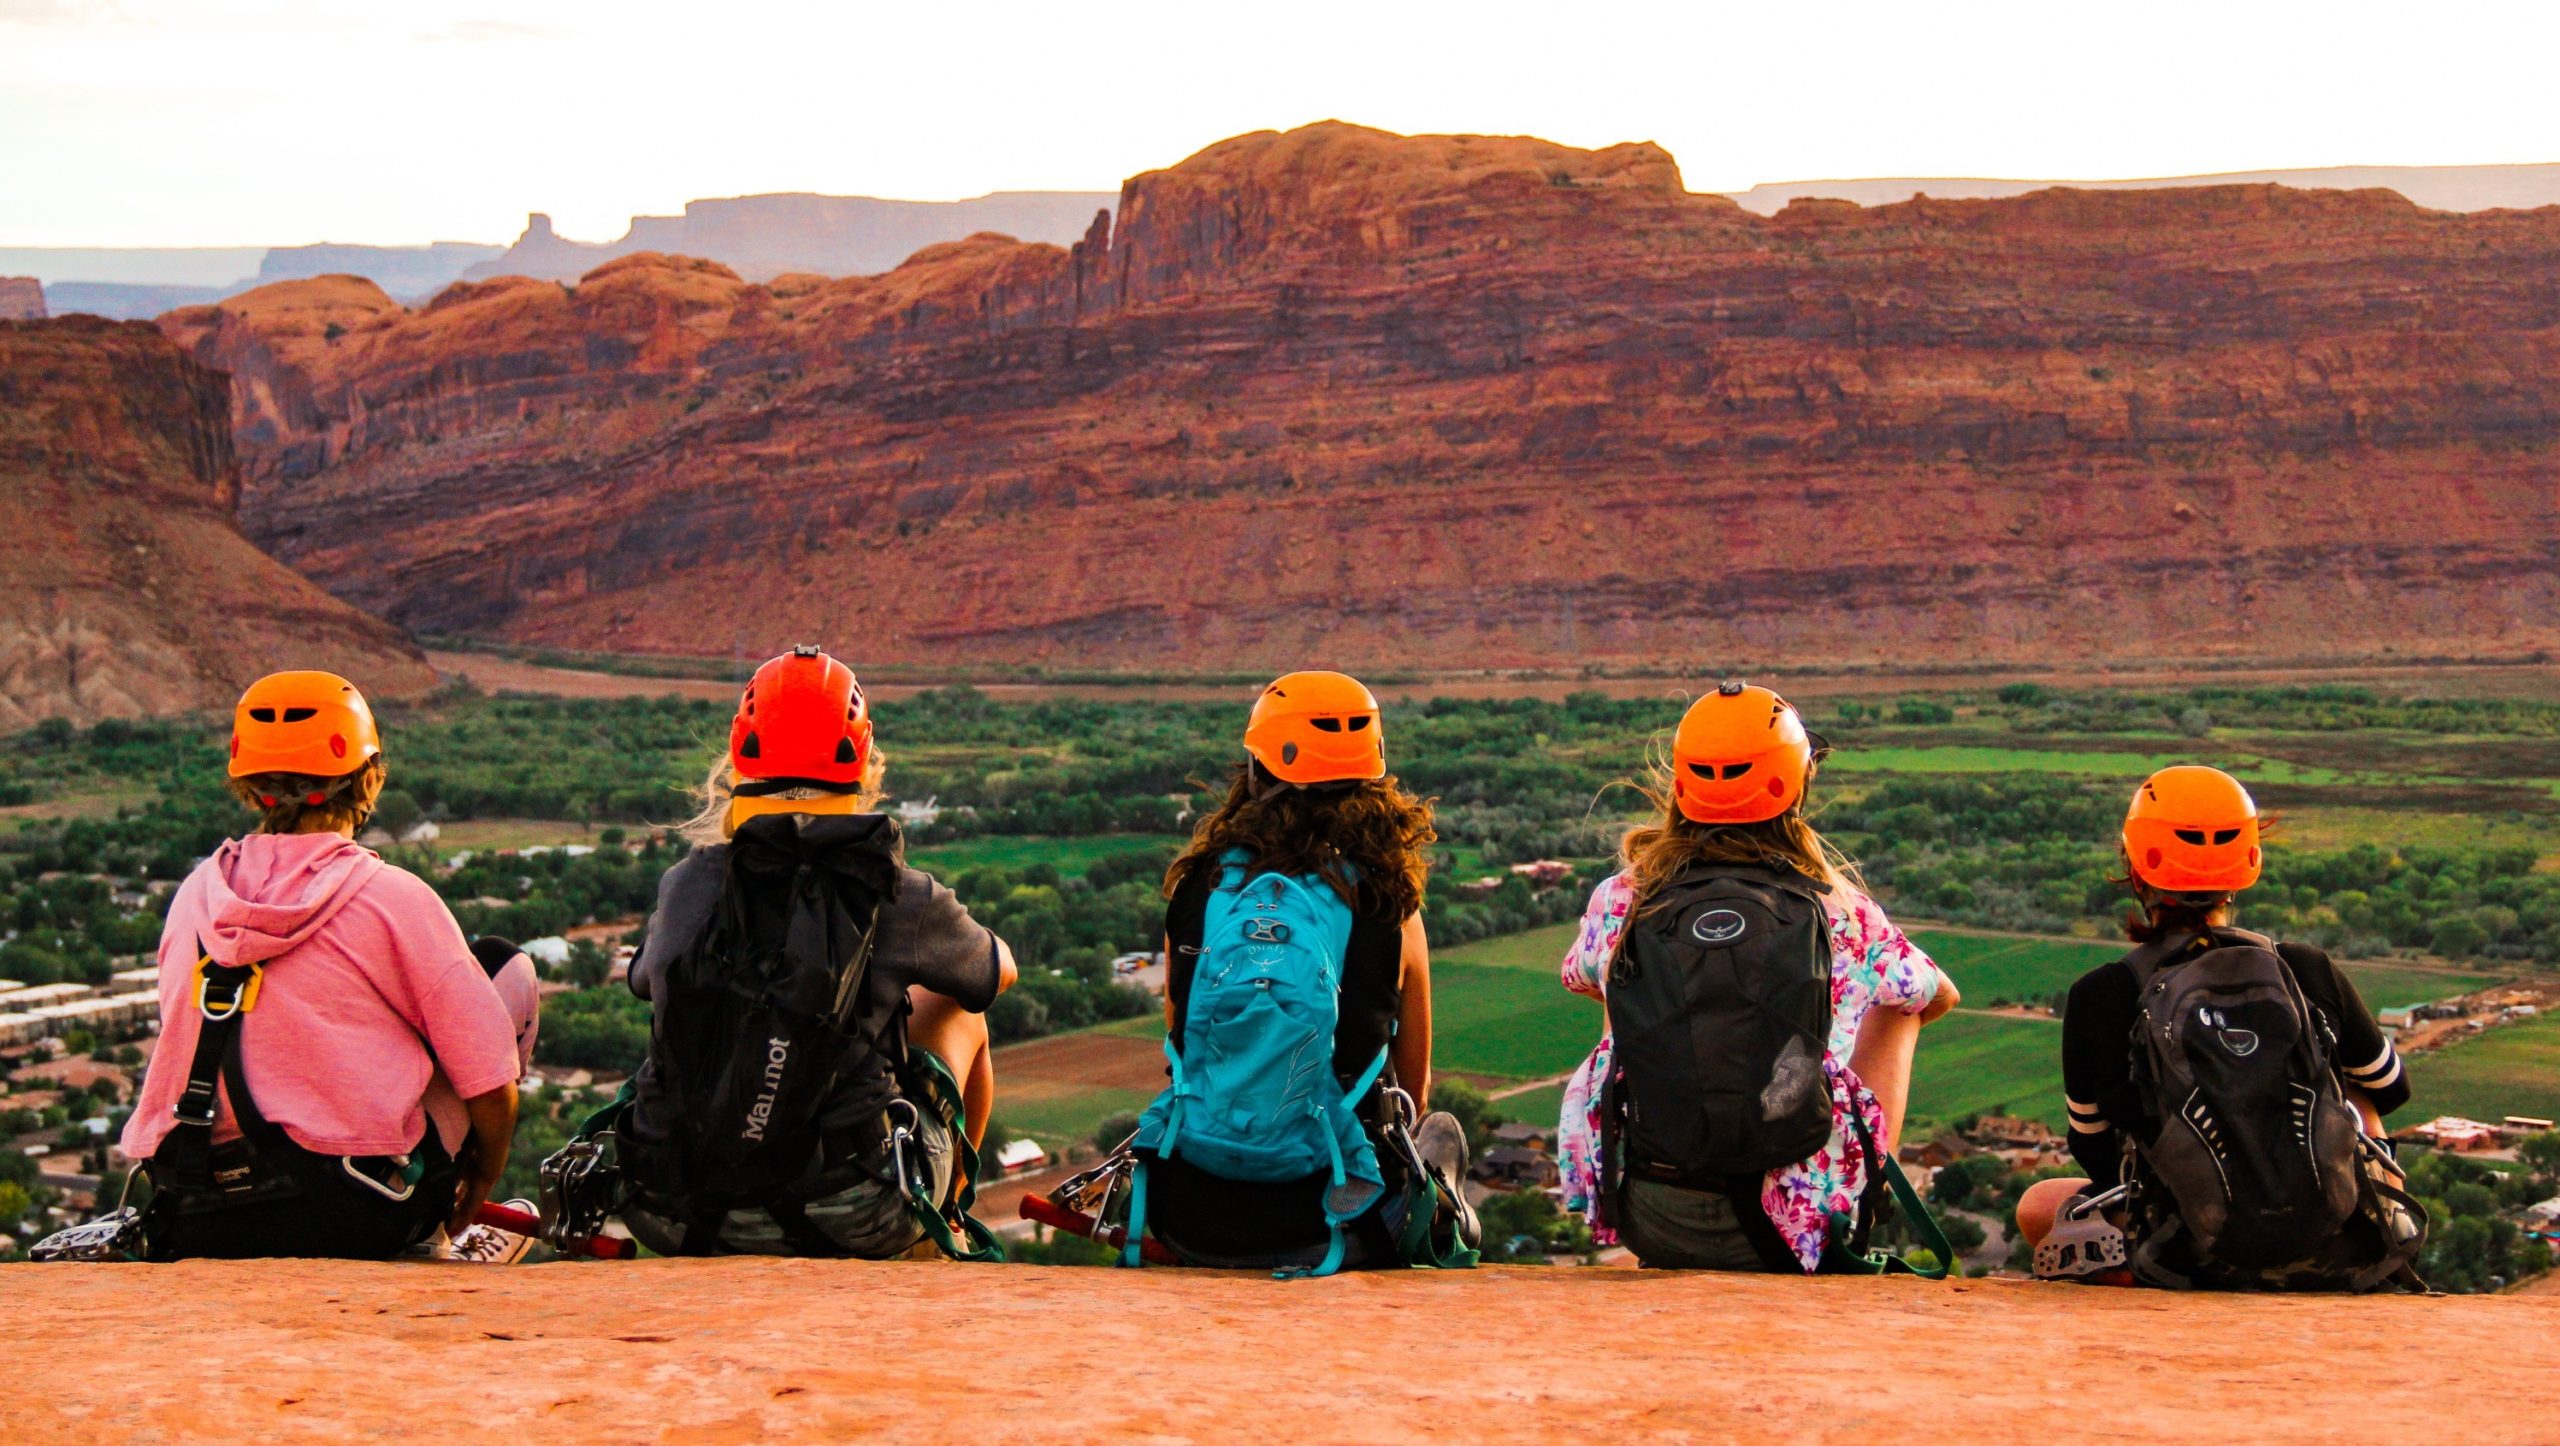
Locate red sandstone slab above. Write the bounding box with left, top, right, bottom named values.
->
left=5, top=1259, right=2555, bottom=1442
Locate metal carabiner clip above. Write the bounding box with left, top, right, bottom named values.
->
left=884, top=1097, right=922, bottom=1195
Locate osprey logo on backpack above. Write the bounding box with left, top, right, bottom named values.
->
left=1692, top=909, right=1749, bottom=945
left=2199, top=1005, right=2260, bottom=1057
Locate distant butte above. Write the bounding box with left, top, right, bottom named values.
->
left=160, top=122, right=2560, bottom=674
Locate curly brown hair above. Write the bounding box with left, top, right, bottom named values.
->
left=1165, top=764, right=1437, bottom=920
left=1618, top=756, right=1857, bottom=915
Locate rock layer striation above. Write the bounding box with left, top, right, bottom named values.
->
left=0, top=317, right=432, bottom=725
left=164, top=123, right=2560, bottom=673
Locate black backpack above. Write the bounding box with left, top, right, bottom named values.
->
left=2121, top=928, right=2424, bottom=1290
left=1604, top=864, right=1835, bottom=1184
left=627, top=813, right=898, bottom=1211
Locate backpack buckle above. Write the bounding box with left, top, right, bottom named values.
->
left=172, top=1077, right=221, bottom=1128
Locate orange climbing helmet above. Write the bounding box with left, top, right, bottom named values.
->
left=1671, top=682, right=1820, bottom=825
left=1243, top=671, right=1386, bottom=786
left=2122, top=765, right=2262, bottom=895
left=727, top=645, right=872, bottom=806
left=229, top=671, right=380, bottom=781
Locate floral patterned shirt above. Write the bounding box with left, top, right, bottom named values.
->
left=1555, top=871, right=1941, bottom=1272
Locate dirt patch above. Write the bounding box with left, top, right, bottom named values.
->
left=2252, top=782, right=2560, bottom=817
left=992, top=1029, right=1166, bottom=1096
left=6, top=1258, right=2555, bottom=1441
left=431, top=649, right=2560, bottom=708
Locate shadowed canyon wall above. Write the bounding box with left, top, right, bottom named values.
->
left=0, top=317, right=431, bottom=724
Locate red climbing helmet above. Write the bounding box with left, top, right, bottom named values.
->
left=728, top=645, right=871, bottom=794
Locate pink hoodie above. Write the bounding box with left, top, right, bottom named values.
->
left=122, top=833, right=520, bottom=1161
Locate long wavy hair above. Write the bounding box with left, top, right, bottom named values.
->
left=1165, top=763, right=1436, bottom=921
left=1618, top=755, right=1858, bottom=915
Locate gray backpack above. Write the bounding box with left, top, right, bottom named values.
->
left=2123, top=929, right=2424, bottom=1291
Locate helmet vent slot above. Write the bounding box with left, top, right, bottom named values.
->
left=739, top=732, right=761, bottom=759
left=1721, top=762, right=1754, bottom=780
left=247, top=708, right=277, bottom=723
left=836, top=738, right=858, bottom=764
left=1310, top=717, right=1344, bottom=733
left=2175, top=828, right=2208, bottom=845
left=1348, top=715, right=1372, bottom=732
left=2211, top=828, right=2241, bottom=844
left=281, top=707, right=318, bottom=723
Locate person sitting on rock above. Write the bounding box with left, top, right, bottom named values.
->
left=1554, top=683, right=1959, bottom=1272
left=612, top=646, right=1015, bottom=1259
left=1118, top=671, right=1479, bottom=1274
left=2015, top=766, right=2425, bottom=1291
left=119, top=671, right=530, bottom=1261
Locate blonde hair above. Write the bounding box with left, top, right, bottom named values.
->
left=229, top=755, right=389, bottom=837
left=1618, top=750, right=1859, bottom=915
left=677, top=747, right=888, bottom=846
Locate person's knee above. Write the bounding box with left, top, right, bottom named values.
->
left=2015, top=1176, right=2090, bottom=1246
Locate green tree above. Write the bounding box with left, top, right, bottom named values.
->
left=372, top=789, right=423, bottom=839
left=2519, top=1131, right=2560, bottom=1196
left=1092, top=1111, right=1140, bottom=1155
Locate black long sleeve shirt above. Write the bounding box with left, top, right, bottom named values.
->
left=2060, top=934, right=2409, bottom=1185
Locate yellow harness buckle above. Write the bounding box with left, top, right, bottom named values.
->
left=192, top=954, right=264, bottom=1019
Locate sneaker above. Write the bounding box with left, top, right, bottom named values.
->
left=1412, top=1111, right=1482, bottom=1252
left=441, top=1198, right=539, bottom=1265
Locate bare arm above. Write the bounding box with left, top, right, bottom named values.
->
left=1917, top=966, right=1960, bottom=1023
left=447, top=1081, right=518, bottom=1234
left=1395, top=913, right=1433, bottom=1109
left=994, top=936, right=1018, bottom=995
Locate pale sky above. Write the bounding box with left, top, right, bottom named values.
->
left=4, top=0, right=2556, bottom=247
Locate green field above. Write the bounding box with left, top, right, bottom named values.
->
left=993, top=1087, right=1158, bottom=1144
left=1823, top=745, right=2192, bottom=778
left=1431, top=962, right=1604, bottom=1081
left=1905, top=1012, right=2069, bottom=1131
left=1905, top=929, right=2116, bottom=1006
left=2404, top=1014, right=2560, bottom=1124
left=908, top=833, right=1182, bottom=876
left=1495, top=1081, right=1569, bottom=1132
left=1437, top=921, right=1579, bottom=974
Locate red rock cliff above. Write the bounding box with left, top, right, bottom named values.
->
left=0, top=317, right=433, bottom=725
left=165, top=122, right=2560, bottom=672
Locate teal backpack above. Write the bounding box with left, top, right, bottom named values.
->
left=1124, top=851, right=1389, bottom=1276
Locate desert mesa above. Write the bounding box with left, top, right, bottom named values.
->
left=148, top=120, right=2560, bottom=673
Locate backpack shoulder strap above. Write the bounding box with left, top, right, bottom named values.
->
left=2119, top=930, right=2205, bottom=989
left=1215, top=847, right=1253, bottom=893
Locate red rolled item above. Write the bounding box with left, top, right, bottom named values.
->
left=473, top=1201, right=638, bottom=1260
left=1019, top=1192, right=1179, bottom=1265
